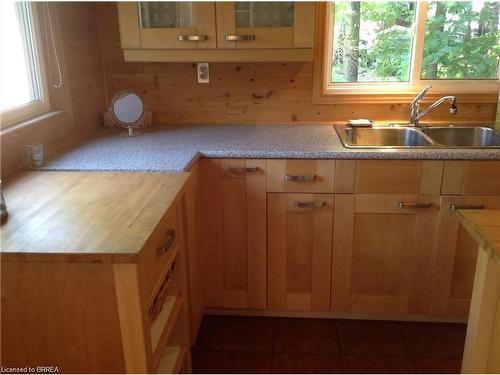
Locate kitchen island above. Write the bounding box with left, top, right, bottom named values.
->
left=457, top=210, right=500, bottom=373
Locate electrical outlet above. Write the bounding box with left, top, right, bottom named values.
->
left=197, top=63, right=209, bottom=84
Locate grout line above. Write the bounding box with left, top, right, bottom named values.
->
left=334, top=319, right=345, bottom=373
left=397, top=321, right=417, bottom=373
left=270, top=317, right=277, bottom=373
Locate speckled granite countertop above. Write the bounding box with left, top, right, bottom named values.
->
left=42, top=124, right=500, bottom=173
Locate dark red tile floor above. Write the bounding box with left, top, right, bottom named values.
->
left=192, top=316, right=466, bottom=374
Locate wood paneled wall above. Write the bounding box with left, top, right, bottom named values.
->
left=96, top=3, right=497, bottom=126
left=1, top=3, right=105, bottom=177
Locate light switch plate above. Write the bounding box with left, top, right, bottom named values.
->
left=197, top=63, right=209, bottom=84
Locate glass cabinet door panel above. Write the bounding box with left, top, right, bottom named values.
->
left=138, top=2, right=196, bottom=29
left=234, top=2, right=294, bottom=28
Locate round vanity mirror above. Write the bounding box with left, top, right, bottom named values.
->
left=110, top=92, right=145, bottom=136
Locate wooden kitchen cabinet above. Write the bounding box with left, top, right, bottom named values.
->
left=442, top=161, right=500, bottom=195
left=198, top=159, right=267, bottom=309
left=267, top=159, right=335, bottom=193
left=181, top=162, right=204, bottom=343
left=268, top=193, right=334, bottom=311
left=117, top=2, right=315, bottom=62
left=332, top=194, right=440, bottom=315
left=1, top=172, right=192, bottom=373
left=118, top=2, right=216, bottom=49
left=429, top=195, right=500, bottom=319
left=336, top=160, right=444, bottom=195
left=216, top=2, right=314, bottom=49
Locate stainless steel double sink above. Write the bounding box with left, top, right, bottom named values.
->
left=335, top=124, right=500, bottom=149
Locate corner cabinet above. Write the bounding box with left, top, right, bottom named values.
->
left=117, top=1, right=315, bottom=62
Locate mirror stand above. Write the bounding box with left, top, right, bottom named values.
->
left=121, top=127, right=142, bottom=137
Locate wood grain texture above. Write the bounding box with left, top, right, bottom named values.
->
left=1, top=171, right=189, bottom=262
left=332, top=194, right=440, bottom=315
left=95, top=3, right=497, bottom=126
left=461, top=247, right=500, bottom=373
left=442, top=161, right=500, bottom=195
left=267, top=193, right=333, bottom=311
left=1, top=261, right=125, bottom=373
left=267, top=159, right=335, bottom=193
left=429, top=197, right=500, bottom=319
left=198, top=159, right=267, bottom=309
left=1, top=3, right=106, bottom=178
left=457, top=210, right=500, bottom=265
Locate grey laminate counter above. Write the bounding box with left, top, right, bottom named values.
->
left=42, top=124, right=500, bottom=172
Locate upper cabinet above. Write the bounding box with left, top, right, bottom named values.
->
left=216, top=2, right=314, bottom=49
left=119, top=2, right=216, bottom=49
left=117, top=2, right=315, bottom=62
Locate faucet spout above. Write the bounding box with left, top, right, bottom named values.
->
left=409, top=85, right=457, bottom=126
left=416, top=96, right=457, bottom=122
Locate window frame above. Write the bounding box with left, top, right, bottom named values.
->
left=1, top=2, right=50, bottom=130
left=313, top=2, right=500, bottom=104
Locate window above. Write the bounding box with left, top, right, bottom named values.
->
left=0, top=1, right=48, bottom=128
left=323, top=1, right=500, bottom=94
left=421, top=1, right=500, bottom=80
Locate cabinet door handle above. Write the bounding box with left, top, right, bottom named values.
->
left=397, top=201, right=432, bottom=209
left=225, top=166, right=259, bottom=174
left=449, top=203, right=485, bottom=211
left=225, top=34, right=256, bottom=41
left=294, top=201, right=326, bottom=209
left=177, top=35, right=208, bottom=41
left=284, top=174, right=315, bottom=182
left=157, top=229, right=176, bottom=256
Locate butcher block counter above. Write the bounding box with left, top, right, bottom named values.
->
left=456, top=210, right=500, bottom=374
left=1, top=171, right=189, bottom=263
left=1, top=171, right=193, bottom=373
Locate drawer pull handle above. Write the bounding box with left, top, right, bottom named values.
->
left=177, top=35, right=208, bottom=41
left=449, top=203, right=485, bottom=211
left=225, top=166, right=259, bottom=174
left=397, top=201, right=432, bottom=209
left=284, top=174, right=315, bottom=182
left=157, top=229, right=176, bottom=256
left=225, top=34, right=255, bottom=41
left=294, top=201, right=326, bottom=209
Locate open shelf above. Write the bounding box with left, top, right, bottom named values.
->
left=150, top=294, right=183, bottom=351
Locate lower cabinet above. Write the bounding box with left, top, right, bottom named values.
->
left=198, top=159, right=267, bottom=309
left=429, top=195, right=500, bottom=319
left=267, top=193, right=334, bottom=311
left=332, top=194, right=440, bottom=315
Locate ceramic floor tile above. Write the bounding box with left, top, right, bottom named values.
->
left=274, top=318, right=340, bottom=354
left=343, top=355, right=415, bottom=374
left=272, top=353, right=343, bottom=374
left=208, top=316, right=275, bottom=352
left=400, top=322, right=467, bottom=358
left=202, top=351, right=272, bottom=374
left=337, top=320, right=408, bottom=357
left=412, top=357, right=462, bottom=374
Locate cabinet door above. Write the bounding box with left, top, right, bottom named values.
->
left=216, top=2, right=314, bottom=49
left=198, top=159, right=266, bottom=309
left=268, top=193, right=334, bottom=311
left=429, top=195, right=500, bottom=318
left=118, top=2, right=216, bottom=49
left=332, top=194, right=439, bottom=315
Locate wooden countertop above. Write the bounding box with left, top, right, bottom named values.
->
left=457, top=209, right=500, bottom=265
left=1, top=171, right=189, bottom=263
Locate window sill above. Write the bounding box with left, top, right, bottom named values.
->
left=0, top=110, right=71, bottom=136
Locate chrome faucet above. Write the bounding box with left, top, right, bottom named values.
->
left=409, top=85, right=457, bottom=126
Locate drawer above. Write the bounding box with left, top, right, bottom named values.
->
left=442, top=161, right=500, bottom=195
left=267, top=160, right=335, bottom=193
left=348, top=160, right=443, bottom=194
left=138, top=204, right=180, bottom=303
